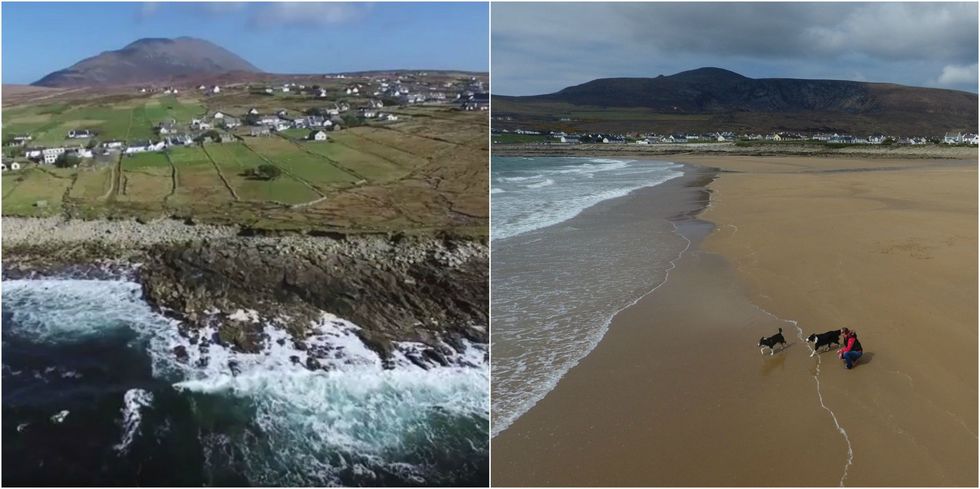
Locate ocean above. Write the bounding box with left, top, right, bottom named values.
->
left=491, top=156, right=688, bottom=436
left=2, top=278, right=488, bottom=486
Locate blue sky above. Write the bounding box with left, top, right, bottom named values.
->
left=3, top=2, right=489, bottom=84
left=493, top=3, right=979, bottom=95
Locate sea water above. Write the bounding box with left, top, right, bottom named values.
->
left=1, top=279, right=488, bottom=486
left=491, top=156, right=687, bottom=436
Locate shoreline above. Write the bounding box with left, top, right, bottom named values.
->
left=491, top=152, right=977, bottom=486
left=490, top=160, right=715, bottom=436
left=2, top=216, right=489, bottom=364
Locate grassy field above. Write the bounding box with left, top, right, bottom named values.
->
left=2, top=87, right=488, bottom=235
left=1, top=167, right=75, bottom=216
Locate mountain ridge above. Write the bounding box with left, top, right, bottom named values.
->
left=493, top=67, right=978, bottom=135
left=32, top=37, right=262, bottom=87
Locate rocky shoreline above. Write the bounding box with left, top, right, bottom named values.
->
left=2, top=217, right=488, bottom=368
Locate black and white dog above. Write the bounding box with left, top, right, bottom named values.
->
left=805, top=330, right=842, bottom=357
left=758, top=327, right=786, bottom=355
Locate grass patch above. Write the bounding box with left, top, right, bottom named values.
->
left=1, top=168, right=74, bottom=216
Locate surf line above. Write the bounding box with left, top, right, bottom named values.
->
left=754, top=305, right=854, bottom=487
left=492, top=215, right=695, bottom=438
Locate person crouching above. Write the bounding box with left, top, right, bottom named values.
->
left=836, top=327, right=863, bottom=369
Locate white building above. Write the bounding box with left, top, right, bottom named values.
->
left=310, top=130, right=328, bottom=141
left=42, top=147, right=66, bottom=164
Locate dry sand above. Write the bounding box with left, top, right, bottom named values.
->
left=491, top=155, right=977, bottom=486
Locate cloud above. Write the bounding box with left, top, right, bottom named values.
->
left=136, top=2, right=160, bottom=21
left=936, top=63, right=979, bottom=86
left=249, top=3, right=372, bottom=28
left=492, top=3, right=979, bottom=95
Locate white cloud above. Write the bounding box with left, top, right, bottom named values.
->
left=936, top=63, right=978, bottom=86
left=250, top=3, right=371, bottom=28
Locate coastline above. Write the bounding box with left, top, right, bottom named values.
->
left=491, top=152, right=976, bottom=486
left=491, top=161, right=714, bottom=436
left=2, top=217, right=489, bottom=362
left=2, top=218, right=491, bottom=485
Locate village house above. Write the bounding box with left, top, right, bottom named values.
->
left=221, top=116, right=241, bottom=129
left=157, top=121, right=177, bottom=135
left=42, top=147, right=66, bottom=164
left=309, top=130, right=328, bottom=141
left=265, top=88, right=274, bottom=94
left=125, top=140, right=166, bottom=154
left=248, top=107, right=260, bottom=115
left=316, top=88, right=328, bottom=98
left=164, top=134, right=194, bottom=146
left=73, top=148, right=94, bottom=159
left=10, top=135, right=32, bottom=146
left=274, top=121, right=291, bottom=132
left=359, top=108, right=378, bottom=118
left=250, top=126, right=271, bottom=137
left=211, top=86, right=221, bottom=94
left=102, top=140, right=124, bottom=150
left=214, top=111, right=226, bottom=119
left=67, top=129, right=93, bottom=139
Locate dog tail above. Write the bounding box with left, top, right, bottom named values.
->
left=777, top=327, right=782, bottom=334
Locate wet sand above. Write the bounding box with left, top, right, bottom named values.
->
left=491, top=156, right=977, bottom=486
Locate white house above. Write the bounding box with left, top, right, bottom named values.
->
left=248, top=107, right=259, bottom=115
left=265, top=88, right=274, bottom=94
left=74, top=148, right=94, bottom=159
left=211, top=86, right=221, bottom=94
left=103, top=141, right=124, bottom=150
left=42, top=147, right=66, bottom=164
left=359, top=109, right=377, bottom=118
left=943, top=132, right=962, bottom=144
left=317, top=89, right=328, bottom=98
left=282, top=86, right=290, bottom=93
left=309, top=130, right=328, bottom=141
left=214, top=112, right=226, bottom=119
left=385, top=114, right=398, bottom=121
left=274, top=121, right=291, bottom=132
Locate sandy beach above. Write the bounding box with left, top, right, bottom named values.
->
left=491, top=155, right=977, bottom=486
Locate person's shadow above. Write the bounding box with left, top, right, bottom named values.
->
left=855, top=351, right=874, bottom=367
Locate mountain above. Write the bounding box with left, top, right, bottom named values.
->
left=32, top=37, right=262, bottom=87
left=493, top=67, right=978, bottom=135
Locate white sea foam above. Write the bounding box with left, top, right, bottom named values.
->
left=525, top=178, right=554, bottom=189
left=3, top=279, right=488, bottom=485
left=114, top=388, right=154, bottom=454
left=491, top=157, right=683, bottom=241
left=50, top=410, right=69, bottom=423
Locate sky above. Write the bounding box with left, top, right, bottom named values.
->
left=492, top=2, right=979, bottom=95
left=2, top=2, right=489, bottom=84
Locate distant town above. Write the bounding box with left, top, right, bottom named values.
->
left=492, top=125, right=980, bottom=147
left=2, top=72, right=488, bottom=172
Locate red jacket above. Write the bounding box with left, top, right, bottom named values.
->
left=838, top=334, right=862, bottom=355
